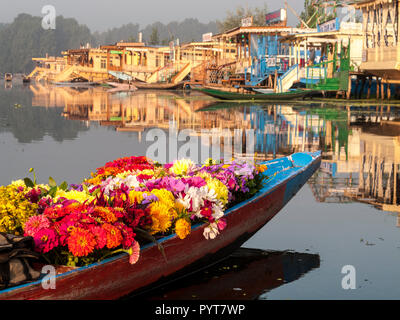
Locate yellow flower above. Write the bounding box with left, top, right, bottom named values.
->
left=257, top=164, right=268, bottom=173
left=207, top=178, right=229, bottom=206
left=54, top=190, right=95, bottom=203
left=148, top=201, right=174, bottom=234
left=204, top=158, right=217, bottom=166
left=170, top=159, right=195, bottom=176
left=175, top=218, right=191, bottom=240
left=0, top=185, right=38, bottom=235
left=129, top=191, right=145, bottom=204
left=151, top=189, right=175, bottom=208
left=11, top=180, right=25, bottom=188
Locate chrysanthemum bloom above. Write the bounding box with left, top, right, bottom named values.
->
left=175, top=218, right=191, bottom=240
left=206, top=178, right=229, bottom=206
left=67, top=227, right=96, bottom=257
left=102, top=223, right=123, bottom=249
left=150, top=189, right=175, bottom=210
left=148, top=201, right=174, bottom=234
left=24, top=215, right=51, bottom=237
left=33, top=228, right=59, bottom=253
left=170, top=159, right=195, bottom=176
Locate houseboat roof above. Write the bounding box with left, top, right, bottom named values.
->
left=213, top=26, right=316, bottom=40
left=281, top=28, right=363, bottom=43
left=351, top=0, right=392, bottom=8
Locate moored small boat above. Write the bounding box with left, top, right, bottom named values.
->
left=195, top=87, right=319, bottom=101
left=0, top=151, right=321, bottom=300
left=4, top=73, right=12, bottom=82
left=133, top=81, right=185, bottom=90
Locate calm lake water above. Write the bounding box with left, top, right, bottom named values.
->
left=1, top=81, right=399, bottom=300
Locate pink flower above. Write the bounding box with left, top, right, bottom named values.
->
left=129, top=240, right=140, bottom=265
left=24, top=215, right=51, bottom=237
left=33, top=228, right=59, bottom=253
left=89, top=225, right=107, bottom=250
left=217, top=218, right=227, bottom=231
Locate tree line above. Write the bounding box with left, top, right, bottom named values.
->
left=0, top=3, right=273, bottom=74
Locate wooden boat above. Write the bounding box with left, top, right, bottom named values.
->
left=0, top=151, right=321, bottom=300
left=105, top=82, right=138, bottom=93
left=133, top=81, right=185, bottom=90
left=195, top=87, right=319, bottom=101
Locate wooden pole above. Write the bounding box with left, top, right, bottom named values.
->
left=346, top=74, right=352, bottom=100
left=367, top=77, right=372, bottom=99
left=381, top=79, right=385, bottom=100
left=388, top=82, right=392, bottom=100
left=376, top=78, right=380, bottom=100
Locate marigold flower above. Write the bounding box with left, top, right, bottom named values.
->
left=175, top=218, right=191, bottom=240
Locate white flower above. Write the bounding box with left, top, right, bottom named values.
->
left=203, top=222, right=220, bottom=240
left=124, top=175, right=140, bottom=189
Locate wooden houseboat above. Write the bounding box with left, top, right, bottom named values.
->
left=352, top=0, right=400, bottom=99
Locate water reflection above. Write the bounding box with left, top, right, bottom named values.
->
left=129, top=248, right=320, bottom=300
left=1, top=83, right=400, bottom=299
left=13, top=83, right=400, bottom=215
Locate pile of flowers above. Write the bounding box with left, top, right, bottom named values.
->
left=0, top=156, right=267, bottom=267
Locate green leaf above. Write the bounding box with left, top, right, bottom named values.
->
left=59, top=181, right=68, bottom=191
left=48, top=186, right=58, bottom=198
left=48, top=177, right=57, bottom=188
left=23, top=177, right=35, bottom=188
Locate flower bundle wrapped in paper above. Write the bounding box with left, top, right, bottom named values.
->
left=0, top=156, right=267, bottom=267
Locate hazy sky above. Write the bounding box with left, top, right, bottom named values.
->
left=2, top=0, right=305, bottom=32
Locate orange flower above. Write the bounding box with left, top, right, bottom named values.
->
left=67, top=227, right=96, bottom=257
left=175, top=218, right=191, bottom=240
left=102, top=223, right=123, bottom=249
left=93, top=207, right=117, bottom=223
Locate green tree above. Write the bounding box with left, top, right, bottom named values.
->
left=149, top=26, right=160, bottom=45
left=0, top=14, right=94, bottom=74
left=299, top=0, right=339, bottom=28
left=217, top=3, right=269, bottom=32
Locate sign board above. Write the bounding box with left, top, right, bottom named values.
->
left=241, top=16, right=253, bottom=27
left=202, top=33, right=213, bottom=42
left=267, top=57, right=276, bottom=67
left=362, top=49, right=367, bottom=63
left=265, top=9, right=286, bottom=25
left=317, top=18, right=340, bottom=33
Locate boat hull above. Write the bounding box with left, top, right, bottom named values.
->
left=133, top=82, right=185, bottom=90
left=196, top=87, right=318, bottom=101
left=0, top=152, right=321, bottom=300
